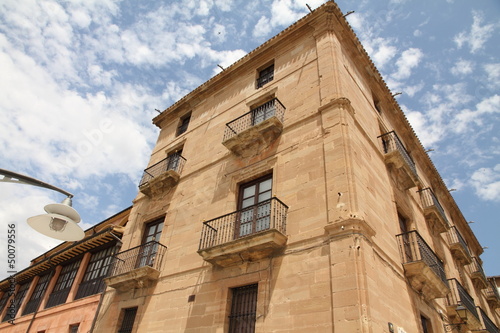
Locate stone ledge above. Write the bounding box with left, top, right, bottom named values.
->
left=403, top=261, right=449, bottom=301
left=198, top=229, right=287, bottom=267
left=139, top=170, right=180, bottom=197
left=325, top=215, right=375, bottom=239
left=104, top=266, right=160, bottom=292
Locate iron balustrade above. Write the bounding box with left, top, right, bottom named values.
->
left=447, top=226, right=470, bottom=256
left=396, top=230, right=448, bottom=285
left=139, top=153, right=186, bottom=187
left=418, top=188, right=449, bottom=224
left=378, top=131, right=417, bottom=175
left=223, top=98, right=286, bottom=142
left=478, top=306, right=500, bottom=333
left=109, top=241, right=167, bottom=277
left=447, top=278, right=479, bottom=320
left=199, top=197, right=288, bottom=250
left=485, top=279, right=500, bottom=300
left=468, top=257, right=487, bottom=278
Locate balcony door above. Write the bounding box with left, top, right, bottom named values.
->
left=167, top=149, right=182, bottom=172
left=136, top=219, right=163, bottom=268
left=251, top=100, right=276, bottom=126
left=399, top=214, right=413, bottom=262
left=236, top=175, right=272, bottom=238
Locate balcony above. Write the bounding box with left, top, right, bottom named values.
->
left=105, top=241, right=167, bottom=292
left=478, top=306, right=500, bottom=333
left=468, top=257, right=489, bottom=289
left=139, top=152, right=186, bottom=196
left=198, top=197, right=288, bottom=267
left=447, top=226, right=472, bottom=264
left=446, top=279, right=481, bottom=330
left=484, top=279, right=500, bottom=309
left=379, top=131, right=420, bottom=190
left=396, top=231, right=449, bottom=301
left=222, top=98, right=285, bottom=157
left=419, top=188, right=450, bottom=233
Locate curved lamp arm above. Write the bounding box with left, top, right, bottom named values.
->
left=0, top=168, right=73, bottom=198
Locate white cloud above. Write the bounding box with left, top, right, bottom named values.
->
left=253, top=16, right=272, bottom=38
left=392, top=48, right=423, bottom=80
left=450, top=59, right=474, bottom=76
left=484, top=63, right=500, bottom=88
left=454, top=11, right=496, bottom=54
left=470, top=165, right=500, bottom=202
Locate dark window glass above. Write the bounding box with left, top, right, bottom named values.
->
left=229, top=284, right=258, bottom=333
left=136, top=219, right=164, bottom=268
left=256, top=64, right=274, bottom=88
left=421, top=315, right=431, bottom=333
left=251, top=99, right=277, bottom=126
left=236, top=175, right=272, bottom=238
left=118, top=307, right=138, bottom=333
left=46, top=260, right=81, bottom=308
left=69, top=324, right=79, bottom=333
left=176, top=113, right=191, bottom=136
left=23, top=274, right=51, bottom=315
left=2, top=281, right=31, bottom=322
left=167, top=149, right=183, bottom=172
left=75, top=246, right=115, bottom=299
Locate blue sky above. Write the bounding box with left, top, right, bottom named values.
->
left=0, top=0, right=498, bottom=280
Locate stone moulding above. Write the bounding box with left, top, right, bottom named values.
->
left=324, top=215, right=376, bottom=239
left=139, top=170, right=180, bottom=197
left=104, top=266, right=160, bottom=292
left=403, top=261, right=449, bottom=301
left=197, top=228, right=287, bottom=267
left=222, top=116, right=283, bottom=158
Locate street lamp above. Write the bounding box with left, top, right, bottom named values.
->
left=444, top=304, right=468, bottom=332
left=0, top=168, right=84, bottom=241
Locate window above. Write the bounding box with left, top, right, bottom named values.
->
left=167, top=149, right=183, bottom=172
left=69, top=324, right=79, bottom=333
left=176, top=112, right=191, bottom=136
left=229, top=284, right=258, bottom=333
left=75, top=245, right=115, bottom=299
left=118, top=307, right=138, bottom=333
left=46, top=259, right=81, bottom=308
left=136, top=219, right=164, bottom=268
left=23, top=273, right=51, bottom=315
left=420, top=315, right=433, bottom=333
left=237, top=175, right=272, bottom=238
left=256, top=64, right=274, bottom=88
left=2, top=281, right=31, bottom=322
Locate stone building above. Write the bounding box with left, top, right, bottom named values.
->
left=91, top=2, right=500, bottom=332
left=0, top=207, right=130, bottom=333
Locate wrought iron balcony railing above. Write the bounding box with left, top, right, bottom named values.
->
left=419, top=188, right=450, bottom=232
left=108, top=241, right=167, bottom=277
left=478, top=306, right=500, bottom=333
left=447, top=226, right=471, bottom=263
left=223, top=98, right=285, bottom=142
left=379, top=131, right=417, bottom=174
left=139, top=152, right=186, bottom=187
left=468, top=257, right=488, bottom=289
left=396, top=230, right=447, bottom=285
left=485, top=279, right=500, bottom=303
left=199, top=197, right=288, bottom=250
left=447, top=278, right=479, bottom=321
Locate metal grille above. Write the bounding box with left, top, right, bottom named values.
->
left=46, top=260, right=81, bottom=308
left=378, top=131, right=417, bottom=175
left=485, top=279, right=500, bottom=300
left=418, top=188, right=449, bottom=225
left=229, top=284, right=258, bottom=333
left=108, top=241, right=167, bottom=277
left=478, top=306, right=499, bottom=333
left=118, top=307, right=138, bottom=333
left=256, top=64, right=274, bottom=88
left=138, top=152, right=186, bottom=187
left=176, top=113, right=191, bottom=136
left=223, top=98, right=285, bottom=142
left=2, top=281, right=31, bottom=322
left=447, top=279, right=479, bottom=320
left=199, top=197, right=288, bottom=250
left=75, top=246, right=115, bottom=300
left=396, top=231, right=447, bottom=285
left=468, top=257, right=486, bottom=278
left=447, top=226, right=470, bottom=256
left=23, top=273, right=51, bottom=315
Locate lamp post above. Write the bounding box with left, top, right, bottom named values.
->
left=444, top=304, right=468, bottom=332
left=0, top=168, right=84, bottom=241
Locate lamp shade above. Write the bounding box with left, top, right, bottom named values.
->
left=27, top=202, right=84, bottom=241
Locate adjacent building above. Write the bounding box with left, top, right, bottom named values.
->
left=0, top=207, right=130, bottom=332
